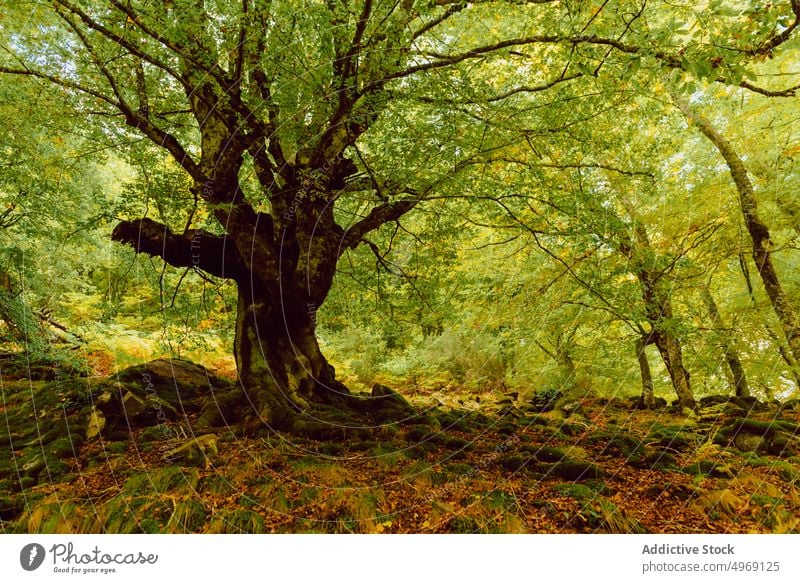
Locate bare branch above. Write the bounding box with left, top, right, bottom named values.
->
left=339, top=198, right=419, bottom=253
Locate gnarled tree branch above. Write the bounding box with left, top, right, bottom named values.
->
left=339, top=198, right=419, bottom=253
left=112, top=218, right=247, bottom=281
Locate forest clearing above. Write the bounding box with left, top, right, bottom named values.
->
left=0, top=0, right=799, bottom=534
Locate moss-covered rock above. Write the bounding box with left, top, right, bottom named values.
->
left=498, top=453, right=536, bottom=472
left=683, top=461, right=734, bottom=478
left=163, top=435, right=219, bottom=468
left=645, top=424, right=699, bottom=453
left=552, top=482, right=604, bottom=500
left=403, top=424, right=433, bottom=442
left=713, top=416, right=800, bottom=457
left=527, top=388, right=563, bottom=413
left=626, top=449, right=678, bottom=471
left=318, top=442, right=345, bottom=456
left=0, top=494, right=23, bottom=521
left=766, top=434, right=800, bottom=458
left=584, top=430, right=644, bottom=457
left=519, top=445, right=569, bottom=463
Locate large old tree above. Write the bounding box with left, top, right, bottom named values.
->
left=2, top=0, right=798, bottom=427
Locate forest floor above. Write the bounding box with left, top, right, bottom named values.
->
left=1, top=358, right=800, bottom=534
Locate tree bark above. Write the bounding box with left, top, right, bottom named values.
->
left=649, top=326, right=694, bottom=409
left=675, top=98, right=800, bottom=365
left=232, top=283, right=351, bottom=430
left=617, top=202, right=696, bottom=409
left=700, top=285, right=750, bottom=397
left=113, top=209, right=358, bottom=431
left=635, top=335, right=655, bottom=408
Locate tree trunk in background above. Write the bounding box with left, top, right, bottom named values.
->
left=737, top=251, right=800, bottom=388
left=0, top=269, right=53, bottom=357
left=535, top=329, right=580, bottom=395
left=635, top=336, right=655, bottom=408
left=555, top=330, right=578, bottom=393
left=701, top=285, right=750, bottom=397
left=650, top=327, right=694, bottom=409
left=617, top=202, right=696, bottom=409
left=676, top=98, right=800, bottom=366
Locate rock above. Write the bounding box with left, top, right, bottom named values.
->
left=713, top=417, right=799, bottom=452
left=122, top=391, right=147, bottom=418
left=584, top=430, right=644, bottom=458
left=767, top=434, right=800, bottom=458
left=47, top=436, right=79, bottom=459
left=559, top=400, right=584, bottom=417
left=496, top=421, right=520, bottom=436
left=558, top=420, right=589, bottom=437
left=498, top=453, right=536, bottom=472
left=699, top=395, right=732, bottom=407
left=403, top=424, right=431, bottom=442
left=626, top=449, right=677, bottom=471
left=683, top=461, right=734, bottom=478
left=733, top=433, right=764, bottom=453
left=197, top=388, right=241, bottom=429
left=626, top=396, right=642, bottom=409
left=730, top=396, right=767, bottom=412
left=96, top=391, right=113, bottom=406
left=163, top=434, right=219, bottom=468
left=0, top=494, right=23, bottom=521
left=697, top=401, right=745, bottom=421
left=634, top=396, right=668, bottom=409
left=116, top=358, right=223, bottom=397
left=371, top=383, right=412, bottom=411
left=528, top=388, right=563, bottom=413
left=86, top=408, right=106, bottom=440
left=520, top=414, right=552, bottom=427
left=87, top=359, right=230, bottom=436
left=17, top=476, right=36, bottom=490
left=646, top=425, right=697, bottom=453
left=22, top=455, right=45, bottom=478
left=545, top=460, right=605, bottom=481
left=519, top=445, right=568, bottom=463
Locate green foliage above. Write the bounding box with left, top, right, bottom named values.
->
left=0, top=0, right=797, bottom=410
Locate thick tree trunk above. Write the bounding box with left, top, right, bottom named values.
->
left=701, top=286, right=750, bottom=397
left=635, top=336, right=655, bottom=408
left=233, top=284, right=349, bottom=430
left=112, top=216, right=360, bottom=432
